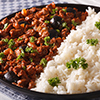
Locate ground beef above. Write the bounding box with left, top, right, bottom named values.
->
left=0, top=2, right=88, bottom=89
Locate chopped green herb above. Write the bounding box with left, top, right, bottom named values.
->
left=16, top=55, right=22, bottom=60
left=44, top=36, right=54, bottom=47
left=23, top=66, right=26, bottom=70
left=18, top=38, right=23, bottom=41
left=66, top=62, right=71, bottom=69
left=86, top=39, right=98, bottom=46
left=40, top=58, right=47, bottom=67
left=1, top=38, right=9, bottom=43
left=2, top=38, right=15, bottom=49
left=44, top=20, right=50, bottom=24
left=20, top=48, right=25, bottom=57
left=0, top=52, right=5, bottom=63
left=66, top=57, right=88, bottom=70
left=71, top=20, right=78, bottom=26
left=16, top=48, right=25, bottom=60
left=62, top=22, right=70, bottom=30
left=0, top=58, right=3, bottom=63
left=44, top=36, right=50, bottom=46
left=25, top=46, right=38, bottom=53
left=48, top=77, right=61, bottom=87
left=30, top=36, right=35, bottom=42
left=56, top=29, right=60, bottom=34
left=95, top=21, right=100, bottom=30
left=31, top=49, right=38, bottom=53
left=0, top=52, right=5, bottom=58
left=55, top=8, right=58, bottom=11
left=30, top=58, right=33, bottom=62
left=50, top=15, right=54, bottom=19
left=8, top=39, right=15, bottom=49
left=3, top=23, right=8, bottom=29
left=62, top=22, right=67, bottom=27
left=51, top=8, right=58, bottom=14
left=81, top=63, right=88, bottom=69
left=25, top=46, right=32, bottom=53
left=62, top=8, right=66, bottom=12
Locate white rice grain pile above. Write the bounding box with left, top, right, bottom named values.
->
left=32, top=7, right=100, bottom=94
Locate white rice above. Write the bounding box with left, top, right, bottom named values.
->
left=31, top=7, right=100, bottom=94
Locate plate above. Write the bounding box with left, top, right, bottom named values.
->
left=0, top=3, right=100, bottom=100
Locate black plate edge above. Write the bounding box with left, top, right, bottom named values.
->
left=0, top=3, right=100, bottom=100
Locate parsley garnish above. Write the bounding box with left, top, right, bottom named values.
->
left=0, top=52, right=5, bottom=58
left=44, top=36, right=50, bottom=46
left=25, top=46, right=38, bottom=53
left=44, top=36, right=54, bottom=47
left=0, top=52, right=5, bottom=63
left=16, top=55, right=22, bottom=60
left=51, top=8, right=58, bottom=14
left=62, top=22, right=70, bottom=30
left=18, top=38, right=23, bottom=41
left=56, top=29, right=60, bottom=34
left=20, top=48, right=25, bottom=57
left=86, top=39, right=98, bottom=46
left=31, top=49, right=38, bottom=53
left=16, top=48, right=25, bottom=60
left=48, top=77, right=61, bottom=87
left=44, top=20, right=50, bottom=24
left=3, top=23, right=8, bottom=29
left=1, top=38, right=9, bottom=43
left=0, top=58, right=3, bottom=63
left=25, top=46, right=33, bottom=53
left=8, top=39, right=15, bottom=49
left=2, top=38, right=15, bottom=49
left=62, top=22, right=67, bottom=27
left=66, top=57, right=88, bottom=70
left=50, top=15, right=54, bottom=19
left=62, top=8, right=66, bottom=12
left=71, top=20, right=78, bottom=26
left=40, top=58, right=47, bottom=67
left=95, top=21, right=100, bottom=30
left=23, top=66, right=26, bottom=70
left=30, top=36, right=35, bottom=42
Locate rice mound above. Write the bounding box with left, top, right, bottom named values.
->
left=31, top=7, right=100, bottom=94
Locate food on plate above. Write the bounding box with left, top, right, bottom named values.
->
left=32, top=7, right=100, bottom=94
left=0, top=2, right=88, bottom=89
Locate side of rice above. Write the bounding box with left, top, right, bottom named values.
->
left=31, top=7, right=100, bottom=94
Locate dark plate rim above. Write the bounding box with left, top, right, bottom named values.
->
left=0, top=3, right=100, bottom=99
